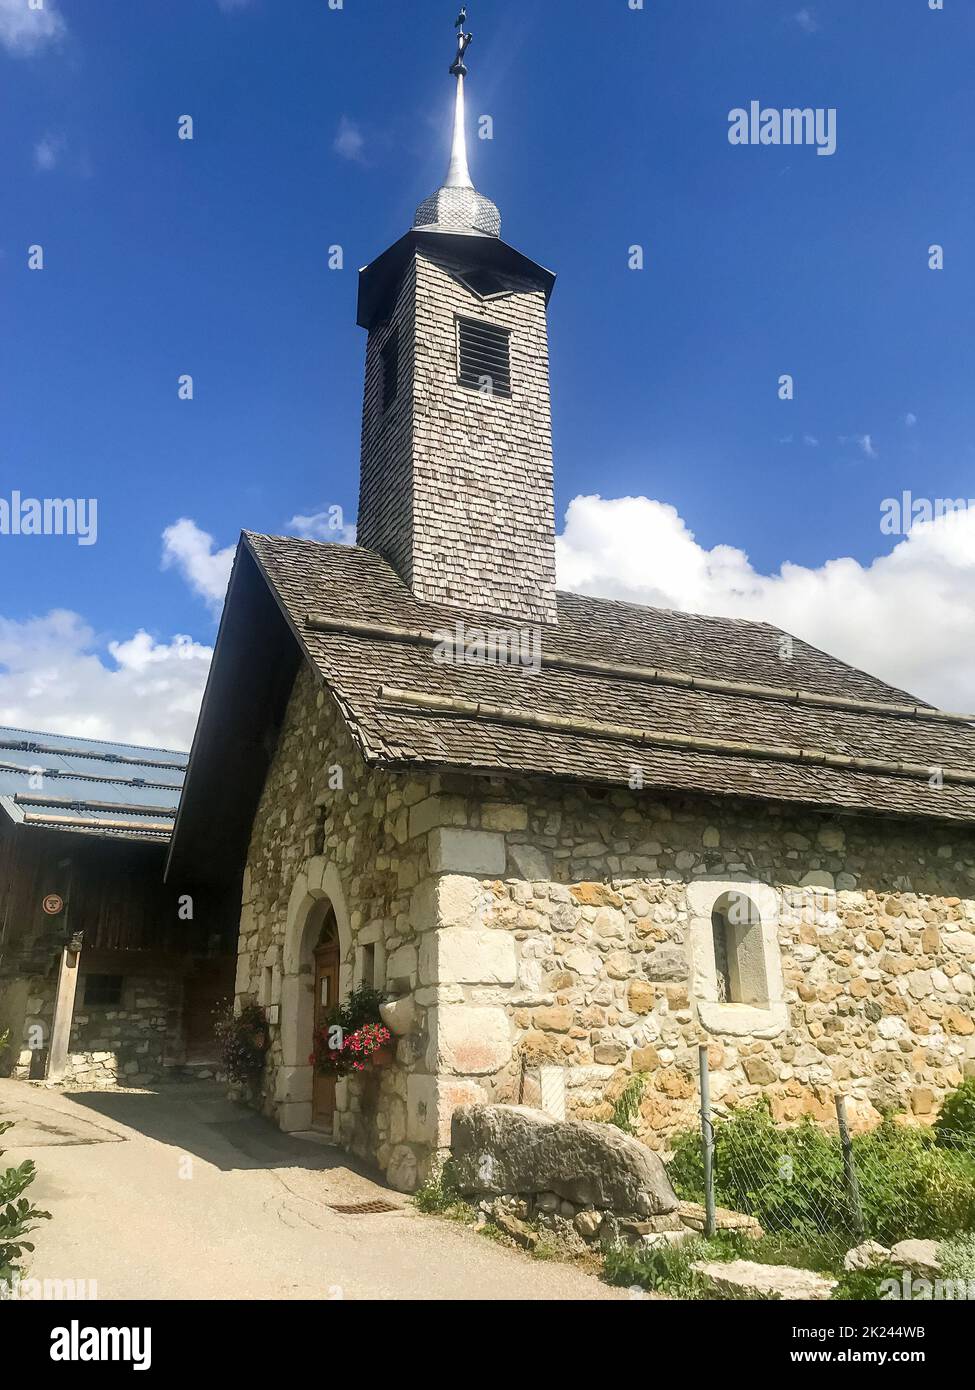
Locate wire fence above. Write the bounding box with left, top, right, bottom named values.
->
left=684, top=1046, right=975, bottom=1255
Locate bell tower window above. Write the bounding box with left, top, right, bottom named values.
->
left=457, top=316, right=511, bottom=398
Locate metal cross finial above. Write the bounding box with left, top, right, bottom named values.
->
left=451, top=7, right=473, bottom=76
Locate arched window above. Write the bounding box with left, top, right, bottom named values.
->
left=710, top=890, right=769, bottom=1008
left=687, top=879, right=788, bottom=1038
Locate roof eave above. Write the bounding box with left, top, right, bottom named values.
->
left=356, top=229, right=556, bottom=330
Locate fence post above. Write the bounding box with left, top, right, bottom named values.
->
left=835, top=1094, right=865, bottom=1241
left=699, top=1043, right=716, bottom=1238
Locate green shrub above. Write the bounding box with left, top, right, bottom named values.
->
left=939, top=1232, right=975, bottom=1285
left=412, top=1159, right=473, bottom=1221
left=0, top=1121, right=51, bottom=1287
left=831, top=1264, right=903, bottom=1302
left=610, top=1074, right=648, bottom=1134
left=856, top=1120, right=975, bottom=1242
left=603, top=1232, right=780, bottom=1300
left=667, top=1101, right=975, bottom=1246
left=935, top=1079, right=975, bottom=1149
left=603, top=1234, right=725, bottom=1298
left=327, top=985, right=386, bottom=1035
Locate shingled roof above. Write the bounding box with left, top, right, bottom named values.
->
left=0, top=726, right=185, bottom=842
left=233, top=531, right=975, bottom=825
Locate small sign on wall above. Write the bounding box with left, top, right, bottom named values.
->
left=42, top=893, right=64, bottom=916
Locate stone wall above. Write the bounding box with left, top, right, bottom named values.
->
left=9, top=970, right=180, bottom=1087
left=235, top=662, right=453, bottom=1190
left=237, top=660, right=975, bottom=1187
left=432, top=776, right=975, bottom=1142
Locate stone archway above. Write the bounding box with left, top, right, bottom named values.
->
left=276, top=857, right=352, bottom=1132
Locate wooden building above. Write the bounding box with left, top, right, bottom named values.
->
left=0, top=725, right=235, bottom=1087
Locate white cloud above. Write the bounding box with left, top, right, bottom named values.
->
left=793, top=7, right=820, bottom=33
left=556, top=494, right=975, bottom=712
left=905, top=413, right=918, bottom=428
left=33, top=133, right=65, bottom=171
left=0, top=610, right=211, bottom=750
left=803, top=434, right=819, bottom=447
left=288, top=508, right=357, bottom=545
left=333, top=116, right=365, bottom=163
left=0, top=0, right=65, bottom=55
left=161, top=517, right=235, bottom=614
left=839, top=432, right=878, bottom=459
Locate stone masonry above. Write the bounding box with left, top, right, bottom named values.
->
left=235, top=661, right=975, bottom=1190
left=11, top=970, right=179, bottom=1088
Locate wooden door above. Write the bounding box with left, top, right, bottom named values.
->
left=312, top=939, right=340, bottom=1129
left=184, top=957, right=237, bottom=1062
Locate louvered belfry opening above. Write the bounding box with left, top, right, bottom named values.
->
left=457, top=315, right=511, bottom=398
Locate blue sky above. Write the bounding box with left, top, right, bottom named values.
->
left=2, top=0, right=974, bottom=746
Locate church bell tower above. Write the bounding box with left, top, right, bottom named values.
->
left=355, top=8, right=558, bottom=627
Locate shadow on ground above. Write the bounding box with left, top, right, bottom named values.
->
left=67, top=1082, right=383, bottom=1181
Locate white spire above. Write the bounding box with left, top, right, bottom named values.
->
left=444, top=72, right=473, bottom=189
left=412, top=7, right=500, bottom=238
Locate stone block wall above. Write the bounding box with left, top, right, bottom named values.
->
left=430, top=778, right=975, bottom=1142
left=237, top=661, right=975, bottom=1188
left=9, top=970, right=180, bottom=1087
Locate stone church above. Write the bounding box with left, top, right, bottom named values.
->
left=169, top=28, right=975, bottom=1193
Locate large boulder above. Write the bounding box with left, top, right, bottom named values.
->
left=449, top=1104, right=678, bottom=1216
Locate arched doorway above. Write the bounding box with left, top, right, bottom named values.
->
left=278, top=857, right=352, bottom=1134
left=312, top=906, right=340, bottom=1130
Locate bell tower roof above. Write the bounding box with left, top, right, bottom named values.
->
left=412, top=8, right=501, bottom=239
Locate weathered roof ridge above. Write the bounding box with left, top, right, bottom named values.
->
left=306, top=613, right=965, bottom=727
left=378, top=686, right=975, bottom=787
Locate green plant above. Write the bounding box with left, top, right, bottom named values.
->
left=831, top=1263, right=903, bottom=1302
left=602, top=1232, right=774, bottom=1299
left=213, top=1001, right=269, bottom=1084
left=0, top=1121, right=51, bottom=1286
left=328, top=985, right=386, bottom=1036
left=935, top=1078, right=975, bottom=1149
left=312, top=986, right=391, bottom=1077
left=411, top=1159, right=473, bottom=1220
left=609, top=1074, right=648, bottom=1134
left=667, top=1101, right=975, bottom=1247
left=938, top=1232, right=975, bottom=1284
